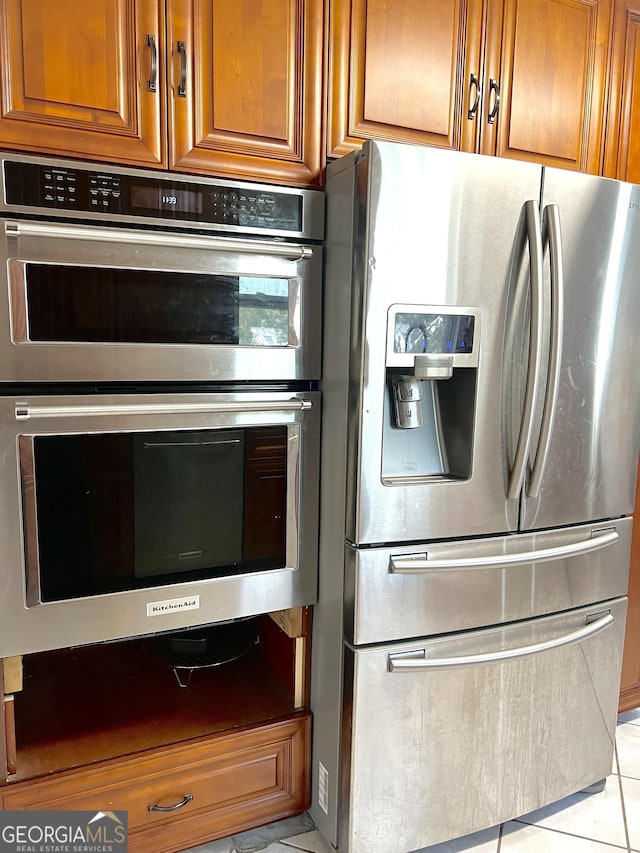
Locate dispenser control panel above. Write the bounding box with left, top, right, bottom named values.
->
left=386, top=305, right=480, bottom=369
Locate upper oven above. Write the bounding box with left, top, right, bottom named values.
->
left=0, top=152, right=323, bottom=384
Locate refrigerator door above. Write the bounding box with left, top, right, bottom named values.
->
left=347, top=141, right=544, bottom=545
left=344, top=517, right=632, bottom=645
left=521, top=168, right=640, bottom=530
left=340, top=598, right=626, bottom=853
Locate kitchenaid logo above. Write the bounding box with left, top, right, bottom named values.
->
left=0, top=810, right=127, bottom=852
left=146, top=594, right=201, bottom=617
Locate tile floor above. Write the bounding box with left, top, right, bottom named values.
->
left=182, top=708, right=640, bottom=853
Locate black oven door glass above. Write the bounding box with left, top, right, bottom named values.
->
left=28, top=426, right=288, bottom=602
left=24, top=264, right=291, bottom=346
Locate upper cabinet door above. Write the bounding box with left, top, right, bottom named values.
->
left=327, top=0, right=486, bottom=157
left=491, top=0, right=613, bottom=173
left=603, top=0, right=640, bottom=182
left=168, top=0, right=324, bottom=186
left=0, top=0, right=165, bottom=167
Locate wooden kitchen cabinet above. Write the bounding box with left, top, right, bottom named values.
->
left=620, top=462, right=640, bottom=711
left=493, top=0, right=612, bottom=173
left=326, top=0, right=487, bottom=157
left=328, top=0, right=612, bottom=174
left=0, top=611, right=312, bottom=852
left=603, top=0, right=640, bottom=183
left=167, top=0, right=324, bottom=185
left=1, top=719, right=310, bottom=853
left=0, top=0, right=324, bottom=186
left=0, top=0, right=166, bottom=168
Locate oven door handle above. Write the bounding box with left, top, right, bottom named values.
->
left=15, top=399, right=312, bottom=420
left=388, top=528, right=619, bottom=573
left=4, top=221, right=313, bottom=261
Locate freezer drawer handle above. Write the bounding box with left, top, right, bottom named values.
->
left=15, top=398, right=312, bottom=421
left=3, top=221, right=313, bottom=261
left=389, top=529, right=618, bottom=573
left=388, top=612, right=614, bottom=671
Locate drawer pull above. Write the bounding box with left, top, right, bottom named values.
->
left=148, top=794, right=194, bottom=813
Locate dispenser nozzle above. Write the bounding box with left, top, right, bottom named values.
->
left=391, top=375, right=424, bottom=429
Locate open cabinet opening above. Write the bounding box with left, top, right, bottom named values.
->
left=4, top=610, right=310, bottom=785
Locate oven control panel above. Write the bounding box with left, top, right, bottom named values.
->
left=2, top=158, right=311, bottom=235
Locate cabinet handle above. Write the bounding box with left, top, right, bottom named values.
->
left=146, top=34, right=158, bottom=93
left=467, top=73, right=480, bottom=120
left=487, top=77, right=500, bottom=124
left=177, top=40, right=187, bottom=97
left=148, top=794, right=194, bottom=813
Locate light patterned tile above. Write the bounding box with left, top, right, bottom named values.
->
left=620, top=774, right=640, bottom=851
left=178, top=837, right=234, bottom=853
left=619, top=708, right=640, bottom=726
left=617, top=722, right=640, bottom=780
left=513, top=776, right=627, bottom=848
left=280, top=830, right=332, bottom=853
left=230, top=814, right=316, bottom=852
left=501, top=821, right=627, bottom=852
left=281, top=825, right=500, bottom=853
left=409, top=825, right=500, bottom=852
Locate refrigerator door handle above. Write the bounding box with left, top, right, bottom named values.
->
left=528, top=204, right=564, bottom=498
left=388, top=612, right=614, bottom=671
left=389, top=528, right=619, bottom=573
left=507, top=200, right=545, bottom=499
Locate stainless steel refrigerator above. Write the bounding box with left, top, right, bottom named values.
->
left=310, top=140, right=640, bottom=853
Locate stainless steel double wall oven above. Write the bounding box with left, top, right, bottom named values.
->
left=0, top=152, right=323, bottom=657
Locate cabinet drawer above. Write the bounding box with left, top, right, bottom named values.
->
left=1, top=715, right=310, bottom=853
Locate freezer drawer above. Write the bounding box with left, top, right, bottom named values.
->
left=345, top=518, right=632, bottom=645
left=339, top=598, right=625, bottom=853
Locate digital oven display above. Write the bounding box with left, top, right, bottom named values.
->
left=3, top=160, right=306, bottom=231
left=130, top=184, right=203, bottom=214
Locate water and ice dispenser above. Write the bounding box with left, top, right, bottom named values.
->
left=383, top=305, right=480, bottom=483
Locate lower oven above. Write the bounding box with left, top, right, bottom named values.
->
left=0, top=388, right=319, bottom=657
